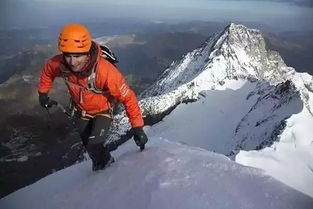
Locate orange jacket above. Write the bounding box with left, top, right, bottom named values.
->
left=38, top=44, right=144, bottom=128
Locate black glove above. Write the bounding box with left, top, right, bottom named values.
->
left=133, top=127, right=148, bottom=151
left=38, top=92, right=57, bottom=108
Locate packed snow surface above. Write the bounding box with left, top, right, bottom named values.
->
left=1, top=138, right=312, bottom=209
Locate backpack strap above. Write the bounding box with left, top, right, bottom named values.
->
left=61, top=62, right=109, bottom=95
left=86, top=62, right=109, bottom=94
left=100, top=45, right=118, bottom=64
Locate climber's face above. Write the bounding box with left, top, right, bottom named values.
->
left=63, top=53, right=89, bottom=72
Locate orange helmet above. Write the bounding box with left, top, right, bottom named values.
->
left=58, top=23, right=92, bottom=53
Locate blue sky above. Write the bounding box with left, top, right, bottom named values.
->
left=1, top=0, right=312, bottom=31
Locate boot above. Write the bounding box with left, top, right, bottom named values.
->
left=92, top=155, right=115, bottom=171
left=86, top=143, right=114, bottom=171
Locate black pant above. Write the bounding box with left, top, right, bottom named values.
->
left=72, top=115, right=112, bottom=166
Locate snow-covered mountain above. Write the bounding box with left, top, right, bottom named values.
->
left=109, top=23, right=305, bottom=139
left=1, top=138, right=312, bottom=209
left=108, top=23, right=313, bottom=197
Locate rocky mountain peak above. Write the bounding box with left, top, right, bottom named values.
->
left=138, top=23, right=295, bottom=106
left=207, top=23, right=294, bottom=84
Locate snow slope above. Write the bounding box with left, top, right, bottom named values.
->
left=1, top=137, right=312, bottom=209
left=146, top=79, right=259, bottom=154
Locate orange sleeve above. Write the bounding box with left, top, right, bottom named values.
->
left=104, top=62, right=144, bottom=128
left=38, top=59, right=61, bottom=94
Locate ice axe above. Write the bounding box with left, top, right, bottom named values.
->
left=47, top=100, right=72, bottom=117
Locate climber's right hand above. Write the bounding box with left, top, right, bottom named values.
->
left=38, top=92, right=57, bottom=108
left=133, top=127, right=148, bottom=151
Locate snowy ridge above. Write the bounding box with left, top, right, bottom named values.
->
left=1, top=138, right=312, bottom=209
left=108, top=23, right=300, bottom=139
